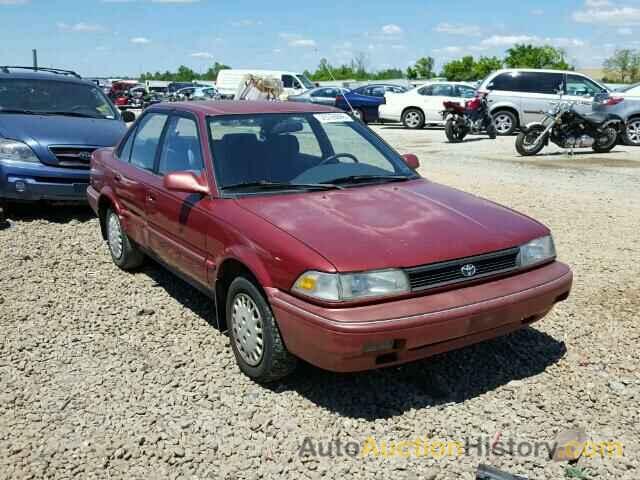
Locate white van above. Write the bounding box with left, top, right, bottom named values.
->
left=216, top=69, right=316, bottom=99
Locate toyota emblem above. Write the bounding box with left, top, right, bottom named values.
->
left=460, top=264, right=477, bottom=277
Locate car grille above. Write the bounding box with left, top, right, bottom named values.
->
left=49, top=146, right=98, bottom=169
left=405, top=247, right=520, bottom=292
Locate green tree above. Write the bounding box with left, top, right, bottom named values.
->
left=203, top=62, right=231, bottom=80
left=441, top=56, right=476, bottom=81
left=604, top=49, right=640, bottom=83
left=406, top=57, right=434, bottom=79
left=472, top=56, right=503, bottom=80
left=504, top=44, right=572, bottom=70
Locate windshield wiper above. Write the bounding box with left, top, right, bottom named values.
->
left=40, top=111, right=105, bottom=119
left=330, top=174, right=414, bottom=185
left=0, top=108, right=46, bottom=115
left=221, top=180, right=344, bottom=192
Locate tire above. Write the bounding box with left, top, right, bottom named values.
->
left=402, top=108, right=425, bottom=129
left=515, top=127, right=546, bottom=156
left=227, top=276, right=297, bottom=383
left=445, top=118, right=467, bottom=143
left=487, top=122, right=497, bottom=139
left=0, top=201, right=8, bottom=227
left=105, top=208, right=144, bottom=270
left=493, top=110, right=518, bottom=136
left=622, top=118, right=640, bottom=146
left=592, top=127, right=618, bottom=153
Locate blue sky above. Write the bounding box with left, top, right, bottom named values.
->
left=1, top=0, right=639, bottom=77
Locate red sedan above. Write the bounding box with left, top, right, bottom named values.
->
left=87, top=101, right=572, bottom=383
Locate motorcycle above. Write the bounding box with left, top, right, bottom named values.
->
left=515, top=94, right=623, bottom=156
left=442, top=91, right=496, bottom=142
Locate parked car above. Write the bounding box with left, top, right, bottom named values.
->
left=593, top=93, right=640, bottom=146
left=167, top=82, right=195, bottom=95
left=173, top=86, right=220, bottom=101
left=379, top=82, right=477, bottom=129
left=216, top=69, right=315, bottom=99
left=287, top=86, right=350, bottom=106
left=88, top=100, right=572, bottom=383
left=108, top=80, right=139, bottom=100
left=335, top=89, right=387, bottom=123
left=0, top=66, right=133, bottom=211
left=478, top=69, right=609, bottom=135
left=616, top=82, right=640, bottom=97
left=350, top=83, right=408, bottom=97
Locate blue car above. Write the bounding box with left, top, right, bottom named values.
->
left=0, top=67, right=132, bottom=212
left=335, top=83, right=408, bottom=123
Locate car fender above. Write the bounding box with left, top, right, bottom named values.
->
left=489, top=100, right=520, bottom=116
left=95, top=187, right=125, bottom=239
left=215, top=245, right=274, bottom=289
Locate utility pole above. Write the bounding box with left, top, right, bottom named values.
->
left=32, top=49, right=38, bottom=70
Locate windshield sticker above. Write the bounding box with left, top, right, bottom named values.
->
left=314, top=112, right=353, bottom=123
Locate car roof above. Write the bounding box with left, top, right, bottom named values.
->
left=150, top=100, right=340, bottom=116
left=0, top=70, right=90, bottom=85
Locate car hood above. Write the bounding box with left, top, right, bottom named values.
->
left=0, top=113, right=126, bottom=148
left=235, top=179, right=549, bottom=272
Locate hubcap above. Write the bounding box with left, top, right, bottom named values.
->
left=494, top=114, right=513, bottom=134
left=231, top=293, right=264, bottom=366
left=107, top=212, right=123, bottom=259
left=627, top=120, right=640, bottom=144
left=405, top=111, right=421, bottom=128
left=352, top=109, right=362, bottom=120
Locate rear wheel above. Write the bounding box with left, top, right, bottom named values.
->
left=592, top=127, right=618, bottom=153
left=402, top=108, right=425, bottom=129
left=622, top=118, right=640, bottom=146
left=515, top=126, right=546, bottom=156
left=487, top=121, right=497, bottom=139
left=445, top=118, right=467, bottom=143
left=493, top=110, right=517, bottom=136
left=227, top=276, right=297, bottom=383
left=105, top=208, right=144, bottom=270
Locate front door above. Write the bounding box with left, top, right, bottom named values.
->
left=145, top=113, right=211, bottom=287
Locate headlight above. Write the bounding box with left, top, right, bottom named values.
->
left=0, top=138, right=40, bottom=163
left=519, top=235, right=556, bottom=267
left=292, top=269, right=409, bottom=301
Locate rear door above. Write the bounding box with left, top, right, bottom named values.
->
left=417, top=84, right=456, bottom=121
left=564, top=73, right=607, bottom=116
left=145, top=113, right=211, bottom=286
left=309, top=87, right=339, bottom=105
left=111, top=112, right=168, bottom=247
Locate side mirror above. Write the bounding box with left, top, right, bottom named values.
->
left=163, top=171, right=210, bottom=195
left=402, top=153, right=420, bottom=170
left=121, top=110, right=136, bottom=123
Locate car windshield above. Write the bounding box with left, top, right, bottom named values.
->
left=297, top=75, right=316, bottom=90
left=208, top=112, right=418, bottom=194
left=0, top=78, right=117, bottom=119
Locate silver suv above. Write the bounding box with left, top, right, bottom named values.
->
left=478, top=69, right=609, bottom=135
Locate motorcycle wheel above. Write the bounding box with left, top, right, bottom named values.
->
left=445, top=119, right=467, bottom=143
left=515, top=127, right=546, bottom=156
left=592, top=127, right=618, bottom=153
left=487, top=121, right=497, bottom=139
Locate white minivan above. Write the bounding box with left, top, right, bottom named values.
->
left=216, top=69, right=316, bottom=99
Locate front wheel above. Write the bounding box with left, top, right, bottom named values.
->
left=515, top=127, right=546, bottom=156
left=445, top=118, right=467, bottom=143
left=592, top=127, right=618, bottom=153
left=227, top=277, right=297, bottom=383
left=622, top=118, right=640, bottom=146
left=493, top=110, right=517, bottom=136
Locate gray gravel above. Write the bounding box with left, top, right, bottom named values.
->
left=1, top=127, right=639, bottom=479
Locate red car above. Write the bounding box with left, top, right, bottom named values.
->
left=87, top=101, right=572, bottom=383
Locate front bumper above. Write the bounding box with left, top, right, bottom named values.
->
left=0, top=159, right=89, bottom=202
left=269, top=261, right=572, bottom=372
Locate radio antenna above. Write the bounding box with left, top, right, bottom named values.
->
left=317, top=52, right=357, bottom=117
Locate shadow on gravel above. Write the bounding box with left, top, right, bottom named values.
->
left=141, top=259, right=216, bottom=327
left=269, top=327, right=565, bottom=420
left=4, top=202, right=94, bottom=224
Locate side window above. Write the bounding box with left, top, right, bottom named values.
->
left=519, top=72, right=563, bottom=94
left=158, top=116, right=204, bottom=176
left=431, top=84, right=454, bottom=96
left=282, top=75, right=295, bottom=88
left=456, top=86, right=476, bottom=98
left=418, top=86, right=433, bottom=96
left=118, top=128, right=136, bottom=163
left=487, top=73, right=518, bottom=91
left=130, top=113, right=168, bottom=171
left=370, top=86, right=386, bottom=97
left=566, top=74, right=604, bottom=97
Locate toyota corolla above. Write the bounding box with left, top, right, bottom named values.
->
left=87, top=101, right=572, bottom=383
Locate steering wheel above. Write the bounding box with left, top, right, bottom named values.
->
left=318, top=152, right=359, bottom=166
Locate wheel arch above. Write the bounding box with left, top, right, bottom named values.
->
left=97, top=190, right=121, bottom=240
left=401, top=106, right=425, bottom=119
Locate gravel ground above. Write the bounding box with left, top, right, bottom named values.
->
left=1, top=127, right=639, bottom=480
